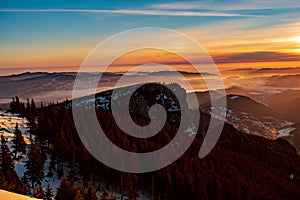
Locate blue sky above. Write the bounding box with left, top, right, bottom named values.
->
left=1, top=0, right=300, bottom=73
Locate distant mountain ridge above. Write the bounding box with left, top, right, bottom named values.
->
left=264, top=89, right=300, bottom=121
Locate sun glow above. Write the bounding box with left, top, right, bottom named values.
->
left=288, top=36, right=300, bottom=53
left=290, top=36, right=300, bottom=43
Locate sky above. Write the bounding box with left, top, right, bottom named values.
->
left=1, top=0, right=300, bottom=75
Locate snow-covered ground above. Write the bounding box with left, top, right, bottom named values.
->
left=0, top=111, right=150, bottom=199
left=0, top=111, right=62, bottom=196
left=278, top=127, right=296, bottom=137
left=0, top=112, right=75, bottom=195
left=0, top=190, right=41, bottom=200
left=207, top=106, right=296, bottom=140
left=225, top=108, right=296, bottom=139
left=0, top=111, right=30, bottom=144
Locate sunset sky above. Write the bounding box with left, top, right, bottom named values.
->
left=1, top=0, right=300, bottom=75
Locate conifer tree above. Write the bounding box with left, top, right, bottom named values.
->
left=25, top=141, right=44, bottom=189
left=9, top=96, right=26, bottom=115
left=25, top=99, right=33, bottom=120
left=11, top=124, right=26, bottom=159
left=56, top=179, right=75, bottom=200
left=10, top=97, right=16, bottom=113
left=27, top=119, right=37, bottom=141
left=31, top=98, right=37, bottom=117
left=15, top=96, right=21, bottom=113
left=85, top=185, right=97, bottom=200
left=33, top=184, right=45, bottom=199
left=0, top=135, right=14, bottom=171
left=101, top=187, right=108, bottom=200
left=74, top=186, right=85, bottom=200
left=45, top=183, right=54, bottom=200
left=26, top=98, right=31, bottom=111
left=0, top=135, right=27, bottom=194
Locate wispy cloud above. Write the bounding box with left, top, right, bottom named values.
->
left=0, top=9, right=257, bottom=17
left=150, top=0, right=300, bottom=11
left=213, top=52, right=300, bottom=63
left=179, top=17, right=300, bottom=54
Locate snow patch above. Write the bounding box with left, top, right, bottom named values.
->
left=230, top=95, right=240, bottom=100
left=184, top=124, right=197, bottom=137
left=0, top=111, right=31, bottom=144
left=278, top=127, right=296, bottom=137
left=0, top=190, right=42, bottom=200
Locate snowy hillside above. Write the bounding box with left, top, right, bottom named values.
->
left=0, top=110, right=151, bottom=200
left=0, top=111, right=30, bottom=144
left=202, top=95, right=297, bottom=140
left=0, top=111, right=61, bottom=195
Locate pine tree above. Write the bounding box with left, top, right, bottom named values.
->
left=128, top=190, right=138, bottom=200
left=33, top=184, right=45, bottom=199
left=15, top=96, right=21, bottom=113
left=74, top=186, right=85, bottom=200
left=53, top=118, right=75, bottom=165
left=27, top=119, right=37, bottom=141
left=31, top=99, right=37, bottom=116
left=11, top=124, right=27, bottom=159
left=10, top=96, right=22, bottom=113
left=26, top=98, right=31, bottom=111
left=26, top=99, right=33, bottom=120
left=10, top=97, right=16, bottom=112
left=85, top=185, right=97, bottom=200
left=0, top=135, right=27, bottom=195
left=56, top=179, right=75, bottom=200
left=45, top=183, right=54, bottom=200
left=25, top=141, right=44, bottom=189
left=0, top=135, right=14, bottom=171
left=101, top=187, right=108, bottom=200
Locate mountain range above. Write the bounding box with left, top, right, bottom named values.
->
left=0, top=71, right=299, bottom=148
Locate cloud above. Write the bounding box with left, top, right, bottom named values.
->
left=229, top=67, right=300, bottom=72
left=150, top=1, right=300, bottom=11
left=0, top=9, right=257, bottom=17
left=251, top=67, right=300, bottom=74
left=185, top=18, right=300, bottom=53
left=265, top=74, right=300, bottom=87
left=213, top=52, right=300, bottom=63
left=225, top=67, right=300, bottom=77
